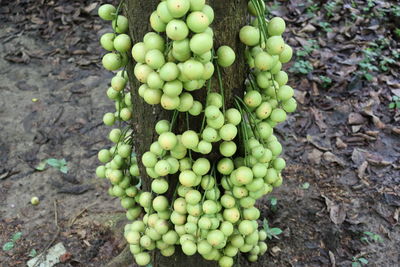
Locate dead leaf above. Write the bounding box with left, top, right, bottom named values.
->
left=348, top=113, right=366, bottom=125
left=310, top=107, right=327, bottom=131
left=357, top=161, right=368, bottom=178
left=307, top=149, right=323, bottom=165
left=335, top=137, right=347, bottom=149
left=322, top=195, right=346, bottom=225
left=329, top=251, right=336, bottom=267
left=323, top=152, right=346, bottom=166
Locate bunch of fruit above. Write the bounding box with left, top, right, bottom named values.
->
left=96, top=0, right=296, bottom=266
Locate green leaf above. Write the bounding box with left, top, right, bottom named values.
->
left=59, top=159, right=67, bottom=166
left=146, top=264, right=153, bottom=267
left=59, top=165, right=69, bottom=174
left=389, top=103, right=395, bottom=109
left=301, top=182, right=310, bottom=189
left=46, top=158, right=62, bottom=168
left=363, top=231, right=374, bottom=236
left=352, top=262, right=361, bottom=267
left=35, top=161, right=47, bottom=171
left=28, top=248, right=37, bottom=257
left=263, top=218, right=269, bottom=231
left=270, top=197, right=277, bottom=206
left=358, top=258, right=369, bottom=264
left=360, top=237, right=369, bottom=243
left=11, top=232, right=22, bottom=242
left=269, top=228, right=283, bottom=236
left=2, top=242, right=14, bottom=251
left=364, top=73, right=373, bottom=81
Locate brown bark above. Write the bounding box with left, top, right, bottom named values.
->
left=123, top=1, right=248, bottom=266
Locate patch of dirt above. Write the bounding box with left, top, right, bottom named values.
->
left=0, top=0, right=399, bottom=267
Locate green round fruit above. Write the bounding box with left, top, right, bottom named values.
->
left=181, top=130, right=199, bottom=149
left=145, top=49, right=165, bottom=69
left=112, top=15, right=128, bottom=33
left=100, top=33, right=115, bottom=51
left=186, top=11, right=210, bottom=33
left=268, top=17, right=286, bottom=36
left=182, top=240, right=197, bottom=255
left=202, top=5, right=214, bottom=23
left=167, top=0, right=190, bottom=18
left=98, top=4, right=116, bottom=21
left=102, top=53, right=122, bottom=71
left=134, top=252, right=151, bottom=266
left=160, top=62, right=179, bottom=81
left=131, top=42, right=146, bottom=63
left=266, top=36, right=285, bottom=55
left=255, top=52, right=273, bottom=71
left=244, top=90, right=262, bottom=108
left=190, top=33, right=213, bottom=55
left=158, top=132, right=178, bottom=150
left=270, top=108, right=287, bottom=123
left=217, top=46, right=236, bottom=67
left=239, top=26, right=260, bottom=46
left=157, top=1, right=174, bottom=23
left=238, top=220, right=254, bottom=235
left=150, top=11, right=167, bottom=32
left=282, top=97, right=297, bottom=113
left=166, top=19, right=189, bottom=41
left=113, top=34, right=131, bottom=53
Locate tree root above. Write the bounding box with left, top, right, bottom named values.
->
left=106, top=245, right=133, bottom=267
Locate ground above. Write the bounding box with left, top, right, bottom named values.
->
left=0, top=0, right=399, bottom=266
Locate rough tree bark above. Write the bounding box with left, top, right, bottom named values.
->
left=116, top=1, right=248, bottom=266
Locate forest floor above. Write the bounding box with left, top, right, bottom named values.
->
left=0, top=0, right=399, bottom=266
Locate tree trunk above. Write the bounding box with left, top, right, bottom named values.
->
left=123, top=1, right=248, bottom=266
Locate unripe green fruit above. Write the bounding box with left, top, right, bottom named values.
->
left=107, top=87, right=119, bottom=100
left=100, top=33, right=115, bottom=51
left=143, top=88, right=162, bottom=105
left=273, top=157, right=286, bottom=170
left=275, top=71, right=289, bottom=86
left=265, top=168, right=278, bottom=184
left=243, top=207, right=260, bottom=220
left=163, top=80, right=183, bottom=96
left=270, top=108, right=287, bottom=123
left=161, top=94, right=180, bottom=110
left=96, top=165, right=106, bottom=178
left=207, top=230, right=224, bottom=247
left=121, top=197, right=136, bottom=209
left=134, top=63, right=153, bottom=83
left=144, top=32, right=165, bottom=51
left=239, top=26, right=260, bottom=46
left=230, top=234, right=245, bottom=248
left=268, top=17, right=286, bottom=36
left=154, top=160, right=171, bottom=176
left=126, top=231, right=141, bottom=244
left=103, top=113, right=115, bottom=126
left=217, top=46, right=236, bottom=67
left=131, top=42, right=146, bottom=63
left=142, top=151, right=157, bottom=168
left=112, top=15, right=128, bottom=33
left=282, top=97, right=297, bottom=113
left=167, top=0, right=190, bottom=18
left=202, top=200, right=217, bottom=214
left=153, top=195, right=169, bottom=212
left=185, top=189, right=201, bottom=205
left=184, top=222, right=197, bottom=234
left=221, top=194, right=235, bottom=208
left=280, top=44, right=293, bottom=63
left=271, top=61, right=282, bottom=74
left=219, top=124, right=237, bottom=141
left=266, top=36, right=285, bottom=55
left=219, top=141, right=237, bottom=157
left=197, top=239, right=212, bottom=255
left=186, top=11, right=209, bottom=33
left=224, top=245, right=238, bottom=257
left=102, top=53, right=122, bottom=71
left=220, top=221, right=234, bottom=236
left=177, top=92, right=194, bottom=112
left=113, top=34, right=131, bottom=53
left=119, top=108, right=132, bottom=121
left=179, top=170, right=197, bottom=187
left=238, top=220, right=255, bottom=236
left=161, top=246, right=175, bottom=257
left=181, top=130, right=199, bottom=149
left=150, top=11, right=167, bottom=32
left=166, top=19, right=189, bottom=41
left=158, top=132, right=178, bottom=150
left=139, top=191, right=153, bottom=208
left=189, top=100, right=203, bottom=116
left=217, top=158, right=234, bottom=175
left=182, top=240, right=197, bottom=255
left=244, top=90, right=262, bottom=108
left=223, top=207, right=240, bottom=223
left=235, top=166, right=254, bottom=185
left=109, top=128, right=121, bottom=143
left=277, top=85, right=294, bottom=101
left=98, top=4, right=116, bottom=21
left=111, top=76, right=126, bottom=92
left=219, top=256, right=234, bottom=267
left=134, top=252, right=151, bottom=266
left=190, top=33, right=213, bottom=55
left=225, top=108, right=241, bottom=126
left=160, top=62, right=179, bottom=81
left=163, top=230, right=179, bottom=245
left=239, top=196, right=256, bottom=208
left=189, top=0, right=205, bottom=11
left=157, top=2, right=174, bottom=23
left=147, top=72, right=164, bottom=89
left=145, top=49, right=165, bottom=69
left=201, top=5, right=214, bottom=23
left=255, top=52, right=273, bottom=71
left=247, top=1, right=265, bottom=16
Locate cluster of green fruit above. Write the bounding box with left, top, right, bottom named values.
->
left=96, top=1, right=296, bottom=267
